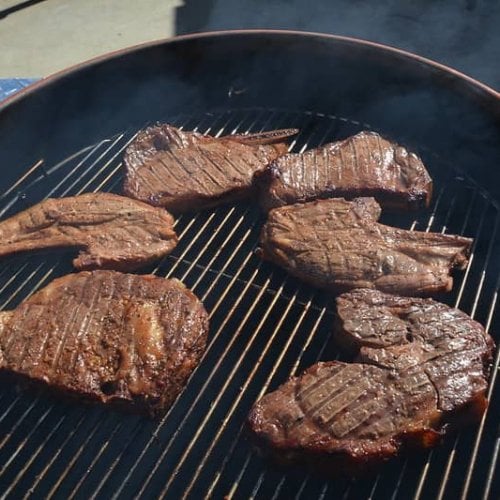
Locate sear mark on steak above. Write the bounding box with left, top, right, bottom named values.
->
left=0, top=192, right=177, bottom=271
left=123, top=124, right=298, bottom=212
left=257, top=131, right=433, bottom=211
left=248, top=289, right=494, bottom=473
left=0, top=271, right=209, bottom=416
left=259, top=197, right=472, bottom=296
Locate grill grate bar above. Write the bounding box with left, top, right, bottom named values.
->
left=183, top=286, right=314, bottom=498
left=453, top=199, right=489, bottom=310
left=189, top=209, right=250, bottom=290
left=55, top=135, right=127, bottom=197
left=0, top=141, right=101, bottom=215
left=67, top=419, right=125, bottom=500
left=225, top=303, right=330, bottom=499
left=0, top=393, right=23, bottom=425
left=20, top=410, right=88, bottom=499
left=45, top=413, right=110, bottom=499
left=177, top=208, right=239, bottom=281
left=461, top=338, right=500, bottom=500
left=390, top=460, right=408, bottom=500
left=423, top=167, right=455, bottom=233
left=0, top=262, right=30, bottom=300
left=483, top=431, right=499, bottom=500
left=0, top=159, right=45, bottom=201
left=438, top=210, right=500, bottom=500
left=0, top=263, right=52, bottom=310
left=178, top=283, right=302, bottom=498
left=0, top=400, right=53, bottom=471
left=0, top=408, right=64, bottom=498
left=0, top=395, right=41, bottom=452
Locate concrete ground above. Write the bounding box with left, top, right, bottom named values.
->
left=0, top=0, right=182, bottom=77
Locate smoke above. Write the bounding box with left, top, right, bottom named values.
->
left=176, top=0, right=500, bottom=89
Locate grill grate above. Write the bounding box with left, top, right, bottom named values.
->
left=0, top=108, right=498, bottom=500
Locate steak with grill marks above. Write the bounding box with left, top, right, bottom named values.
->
left=0, top=271, right=209, bottom=416
left=248, top=289, right=494, bottom=473
left=123, top=124, right=297, bottom=212
left=259, top=197, right=472, bottom=295
left=0, top=192, right=177, bottom=271
left=257, top=131, right=432, bottom=211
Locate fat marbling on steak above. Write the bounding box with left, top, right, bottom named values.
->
left=0, top=192, right=177, bottom=271
left=259, top=197, right=472, bottom=295
left=0, top=271, right=209, bottom=416
left=123, top=124, right=298, bottom=212
left=257, top=131, right=432, bottom=211
left=248, top=289, right=494, bottom=472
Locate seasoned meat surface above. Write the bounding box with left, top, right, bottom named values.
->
left=248, top=289, right=494, bottom=472
left=257, top=131, right=432, bottom=211
left=0, top=192, right=177, bottom=271
left=123, top=124, right=297, bottom=212
left=0, top=271, right=209, bottom=415
left=259, top=197, right=472, bottom=295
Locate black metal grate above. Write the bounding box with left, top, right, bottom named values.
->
left=0, top=108, right=498, bottom=500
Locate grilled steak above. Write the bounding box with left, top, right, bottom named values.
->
left=248, top=289, right=494, bottom=473
left=257, top=131, right=432, bottom=211
left=0, top=271, right=209, bottom=415
left=259, top=197, right=472, bottom=295
left=123, top=124, right=297, bottom=212
left=0, top=192, right=177, bottom=271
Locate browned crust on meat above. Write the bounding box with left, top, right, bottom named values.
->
left=258, top=197, right=472, bottom=296
left=123, top=124, right=297, bottom=213
left=0, top=192, right=178, bottom=271
left=0, top=271, right=209, bottom=416
left=257, top=131, right=433, bottom=212
left=247, top=290, right=494, bottom=475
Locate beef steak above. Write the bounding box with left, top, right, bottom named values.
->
left=257, top=131, right=432, bottom=211
left=0, top=192, right=177, bottom=271
left=123, top=124, right=297, bottom=212
left=259, top=197, right=472, bottom=295
left=0, top=271, right=209, bottom=415
left=248, top=289, right=494, bottom=472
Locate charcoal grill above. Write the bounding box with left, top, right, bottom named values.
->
left=0, top=31, right=498, bottom=499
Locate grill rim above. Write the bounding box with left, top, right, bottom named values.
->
left=0, top=29, right=498, bottom=115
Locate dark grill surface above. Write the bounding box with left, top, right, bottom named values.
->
left=0, top=108, right=498, bottom=500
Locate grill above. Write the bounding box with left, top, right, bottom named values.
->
left=0, top=105, right=498, bottom=499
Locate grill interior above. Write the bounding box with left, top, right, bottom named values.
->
left=0, top=108, right=498, bottom=500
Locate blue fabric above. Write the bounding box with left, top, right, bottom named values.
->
left=0, top=78, right=38, bottom=102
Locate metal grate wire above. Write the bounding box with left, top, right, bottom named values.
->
left=0, top=108, right=498, bottom=500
